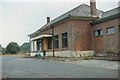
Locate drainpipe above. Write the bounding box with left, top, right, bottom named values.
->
left=51, top=25, right=55, bottom=57
left=118, top=28, right=119, bottom=57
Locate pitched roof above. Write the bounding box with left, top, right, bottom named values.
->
left=92, top=7, right=120, bottom=24
left=47, top=4, right=103, bottom=26
left=101, top=7, right=120, bottom=18
left=29, top=4, right=103, bottom=37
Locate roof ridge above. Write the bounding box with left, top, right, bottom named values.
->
left=29, top=3, right=103, bottom=36
left=81, top=3, right=90, bottom=7
left=51, top=4, right=91, bottom=20
left=50, top=3, right=90, bottom=19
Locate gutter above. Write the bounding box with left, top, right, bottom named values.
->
left=29, top=15, right=98, bottom=37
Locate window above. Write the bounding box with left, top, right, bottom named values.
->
left=55, top=35, right=59, bottom=48
left=62, top=32, right=68, bottom=48
left=107, top=27, right=115, bottom=34
left=47, top=37, right=52, bottom=49
left=95, top=29, right=103, bottom=37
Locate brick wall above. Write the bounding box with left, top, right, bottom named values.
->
left=40, top=18, right=119, bottom=56
left=41, top=19, right=93, bottom=52
left=41, top=20, right=72, bottom=52
left=92, top=18, right=119, bottom=55
left=71, top=20, right=92, bottom=51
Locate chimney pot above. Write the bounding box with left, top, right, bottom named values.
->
left=47, top=17, right=50, bottom=23
left=90, top=0, right=96, bottom=16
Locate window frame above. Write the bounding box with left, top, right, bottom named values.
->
left=55, top=35, right=59, bottom=49
left=107, top=27, right=115, bottom=35
left=62, top=32, right=68, bottom=48
left=47, top=37, right=52, bottom=49
left=95, top=29, right=103, bottom=37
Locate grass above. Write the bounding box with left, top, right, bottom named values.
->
left=0, top=52, right=28, bottom=57
left=35, top=56, right=93, bottom=62
left=0, top=53, right=94, bottom=62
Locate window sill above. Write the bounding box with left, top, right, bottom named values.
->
left=106, top=33, right=115, bottom=36
left=95, top=35, right=103, bottom=37
left=46, top=49, right=52, bottom=51
left=54, top=48, right=59, bottom=50
left=62, top=47, right=69, bottom=50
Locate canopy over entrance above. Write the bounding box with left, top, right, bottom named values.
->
left=30, top=34, right=52, bottom=41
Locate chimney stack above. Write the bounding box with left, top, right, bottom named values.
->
left=90, top=0, right=96, bottom=16
left=47, top=17, right=50, bottom=23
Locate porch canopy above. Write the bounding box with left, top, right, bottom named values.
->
left=30, top=34, right=52, bottom=41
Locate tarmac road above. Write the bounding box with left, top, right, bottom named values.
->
left=1, top=56, right=118, bottom=78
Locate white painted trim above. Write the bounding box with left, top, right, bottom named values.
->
left=34, top=41, right=37, bottom=51
left=45, top=50, right=95, bottom=57
left=30, top=41, right=34, bottom=51
left=30, top=50, right=95, bottom=57
left=30, top=34, right=52, bottom=41
left=30, top=52, right=37, bottom=56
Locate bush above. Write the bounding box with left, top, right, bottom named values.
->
left=6, top=42, right=20, bottom=54
left=20, top=42, right=30, bottom=53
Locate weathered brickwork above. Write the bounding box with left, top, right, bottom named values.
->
left=41, top=20, right=94, bottom=53
left=41, top=20, right=72, bottom=52
left=29, top=2, right=119, bottom=57
left=92, top=18, right=119, bottom=55
left=30, top=17, right=119, bottom=57
left=71, top=20, right=92, bottom=51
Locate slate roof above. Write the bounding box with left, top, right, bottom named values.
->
left=29, top=4, right=103, bottom=37
left=92, top=7, right=120, bottom=24
left=46, top=4, right=103, bottom=26
left=101, top=7, right=120, bottom=18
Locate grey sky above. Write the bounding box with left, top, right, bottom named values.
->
left=0, top=0, right=119, bottom=47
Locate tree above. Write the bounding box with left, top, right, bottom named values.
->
left=2, top=47, right=7, bottom=54
left=6, top=42, right=20, bottom=54
left=0, top=44, right=2, bottom=54
left=20, top=42, right=30, bottom=53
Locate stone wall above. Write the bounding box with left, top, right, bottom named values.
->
left=40, top=50, right=94, bottom=57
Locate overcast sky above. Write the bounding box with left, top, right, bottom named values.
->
left=0, top=0, right=119, bottom=47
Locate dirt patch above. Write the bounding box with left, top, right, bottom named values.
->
left=23, top=56, right=94, bottom=62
